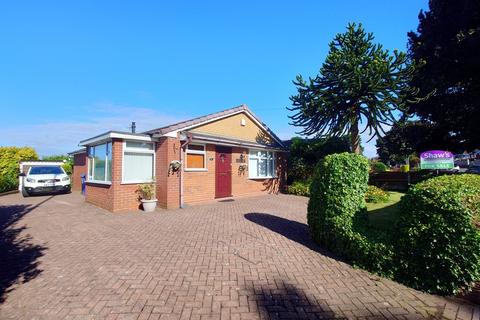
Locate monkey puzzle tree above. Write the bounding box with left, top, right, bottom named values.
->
left=288, top=23, right=420, bottom=154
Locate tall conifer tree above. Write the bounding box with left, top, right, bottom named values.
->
left=289, top=23, right=419, bottom=154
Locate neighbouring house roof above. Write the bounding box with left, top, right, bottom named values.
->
left=144, top=104, right=285, bottom=148
left=79, top=131, right=154, bottom=147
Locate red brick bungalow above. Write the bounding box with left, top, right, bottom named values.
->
left=70, top=105, right=287, bottom=212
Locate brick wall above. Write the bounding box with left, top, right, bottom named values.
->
left=110, top=138, right=143, bottom=212
left=85, top=183, right=114, bottom=211
left=72, top=153, right=87, bottom=191
left=156, top=137, right=181, bottom=209
left=183, top=144, right=286, bottom=206
left=76, top=138, right=286, bottom=211
left=183, top=144, right=216, bottom=204
left=85, top=139, right=142, bottom=212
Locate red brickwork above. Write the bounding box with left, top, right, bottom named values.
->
left=183, top=145, right=286, bottom=206
left=77, top=139, right=286, bottom=211
left=72, top=152, right=87, bottom=191
left=156, top=137, right=181, bottom=209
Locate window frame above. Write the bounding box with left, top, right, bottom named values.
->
left=122, top=140, right=156, bottom=184
left=184, top=143, right=207, bottom=172
left=248, top=149, right=277, bottom=179
left=87, top=142, right=112, bottom=185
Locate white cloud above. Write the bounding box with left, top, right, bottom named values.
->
left=0, top=102, right=182, bottom=157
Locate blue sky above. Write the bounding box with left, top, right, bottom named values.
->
left=0, top=1, right=428, bottom=157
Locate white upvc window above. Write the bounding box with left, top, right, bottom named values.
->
left=185, top=143, right=207, bottom=171
left=248, top=149, right=276, bottom=179
left=87, top=142, right=112, bottom=184
left=122, top=141, right=155, bottom=184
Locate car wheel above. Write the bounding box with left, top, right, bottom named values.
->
left=22, top=188, right=30, bottom=197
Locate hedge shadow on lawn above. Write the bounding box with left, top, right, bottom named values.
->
left=0, top=196, right=51, bottom=302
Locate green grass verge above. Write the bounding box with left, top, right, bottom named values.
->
left=367, top=192, right=404, bottom=231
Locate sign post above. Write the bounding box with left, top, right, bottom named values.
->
left=420, top=150, right=454, bottom=170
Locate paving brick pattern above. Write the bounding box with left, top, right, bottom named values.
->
left=0, top=193, right=478, bottom=319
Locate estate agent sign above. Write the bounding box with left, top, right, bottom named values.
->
left=420, top=150, right=454, bottom=170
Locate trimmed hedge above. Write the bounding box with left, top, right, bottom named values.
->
left=365, top=185, right=390, bottom=203
left=396, top=174, right=480, bottom=295
left=307, top=153, right=394, bottom=275
left=286, top=180, right=310, bottom=197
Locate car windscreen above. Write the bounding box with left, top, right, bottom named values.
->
left=29, top=166, right=64, bottom=175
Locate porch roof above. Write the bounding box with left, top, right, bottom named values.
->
left=78, top=131, right=155, bottom=147
left=187, top=132, right=287, bottom=151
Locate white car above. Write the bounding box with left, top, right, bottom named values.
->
left=21, top=165, right=71, bottom=197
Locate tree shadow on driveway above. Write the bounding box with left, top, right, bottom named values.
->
left=0, top=196, right=51, bottom=303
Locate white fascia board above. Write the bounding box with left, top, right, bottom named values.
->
left=155, top=109, right=284, bottom=146
left=191, top=138, right=283, bottom=152
left=79, top=132, right=154, bottom=146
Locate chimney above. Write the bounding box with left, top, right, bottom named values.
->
left=131, top=122, right=136, bottom=134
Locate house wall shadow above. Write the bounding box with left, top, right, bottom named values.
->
left=0, top=196, right=51, bottom=302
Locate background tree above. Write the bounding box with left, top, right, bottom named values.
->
left=288, top=23, right=419, bottom=154
left=376, top=121, right=433, bottom=165
left=287, top=136, right=350, bottom=183
left=407, top=0, right=480, bottom=151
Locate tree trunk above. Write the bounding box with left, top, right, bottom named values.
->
left=350, top=116, right=361, bottom=154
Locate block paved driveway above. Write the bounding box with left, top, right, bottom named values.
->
left=0, top=192, right=478, bottom=320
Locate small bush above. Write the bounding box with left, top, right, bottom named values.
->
left=286, top=180, right=310, bottom=197
left=365, top=185, right=390, bottom=203
left=308, top=153, right=394, bottom=275
left=137, top=183, right=156, bottom=200
left=396, top=174, right=480, bottom=295
left=371, top=161, right=388, bottom=172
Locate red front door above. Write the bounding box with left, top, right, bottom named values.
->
left=215, top=146, right=232, bottom=198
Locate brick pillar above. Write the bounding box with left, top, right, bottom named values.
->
left=156, top=137, right=181, bottom=209
left=72, top=152, right=87, bottom=191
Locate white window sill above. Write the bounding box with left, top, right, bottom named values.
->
left=121, top=180, right=154, bottom=185
left=184, top=168, right=208, bottom=172
left=87, top=180, right=112, bottom=185
left=249, top=176, right=277, bottom=180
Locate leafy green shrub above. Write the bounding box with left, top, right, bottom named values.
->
left=308, top=153, right=394, bottom=275
left=287, top=180, right=310, bottom=196
left=396, top=174, right=480, bottom=295
left=371, top=161, right=388, bottom=172
left=365, top=185, right=390, bottom=203
left=0, top=175, right=18, bottom=193
left=0, top=146, right=38, bottom=193
left=400, top=164, right=410, bottom=172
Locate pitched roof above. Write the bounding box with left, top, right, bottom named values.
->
left=144, top=104, right=285, bottom=148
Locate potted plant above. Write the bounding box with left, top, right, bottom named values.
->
left=137, top=183, right=157, bottom=212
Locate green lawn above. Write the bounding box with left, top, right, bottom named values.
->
left=366, top=192, right=404, bottom=231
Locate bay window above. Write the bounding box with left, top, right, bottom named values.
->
left=87, top=142, right=112, bottom=183
left=248, top=150, right=276, bottom=178
left=123, top=141, right=155, bottom=183
left=185, top=144, right=206, bottom=171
